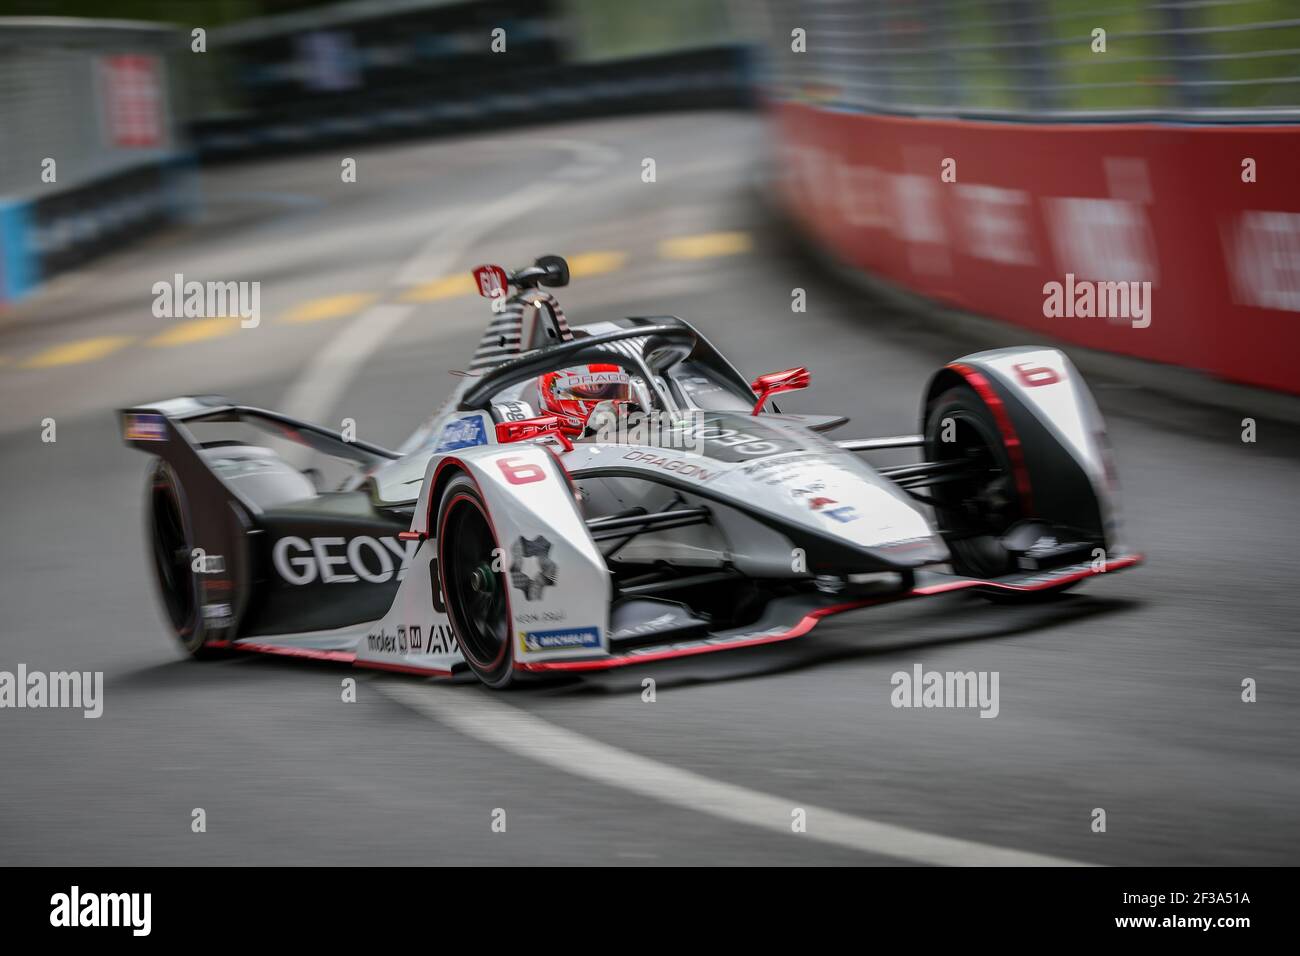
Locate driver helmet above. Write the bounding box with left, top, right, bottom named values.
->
left=538, top=364, right=631, bottom=430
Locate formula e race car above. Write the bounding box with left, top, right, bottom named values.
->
left=120, top=254, right=1141, bottom=687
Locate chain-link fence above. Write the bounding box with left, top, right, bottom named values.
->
left=0, top=18, right=188, bottom=197
left=759, top=0, right=1300, bottom=120
left=0, top=18, right=194, bottom=300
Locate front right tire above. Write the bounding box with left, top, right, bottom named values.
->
left=924, top=385, right=1076, bottom=601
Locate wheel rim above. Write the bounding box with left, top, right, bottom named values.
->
left=931, top=411, right=1018, bottom=537
left=443, top=495, right=508, bottom=670
left=151, top=471, right=195, bottom=634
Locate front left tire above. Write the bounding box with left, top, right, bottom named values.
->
left=436, top=473, right=514, bottom=688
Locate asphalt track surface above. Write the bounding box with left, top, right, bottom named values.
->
left=1, top=112, right=1296, bottom=865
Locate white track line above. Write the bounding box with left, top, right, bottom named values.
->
left=377, top=682, right=1092, bottom=867
left=281, top=302, right=414, bottom=424
left=282, top=141, right=613, bottom=422
left=280, top=179, right=565, bottom=422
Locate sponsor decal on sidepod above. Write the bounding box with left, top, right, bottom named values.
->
left=367, top=623, right=459, bottom=655
left=272, top=535, right=418, bottom=585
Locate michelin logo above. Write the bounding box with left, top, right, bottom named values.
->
left=436, top=415, right=487, bottom=451
left=520, top=626, right=600, bottom=652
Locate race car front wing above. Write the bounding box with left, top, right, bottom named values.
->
left=514, top=552, right=1143, bottom=673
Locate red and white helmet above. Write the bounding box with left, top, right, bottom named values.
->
left=538, top=364, right=631, bottom=430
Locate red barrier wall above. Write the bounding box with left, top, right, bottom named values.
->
left=772, top=102, right=1300, bottom=394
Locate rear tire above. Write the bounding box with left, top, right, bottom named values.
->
left=146, top=461, right=224, bottom=658
left=437, top=474, right=514, bottom=688
left=924, top=385, right=1074, bottom=601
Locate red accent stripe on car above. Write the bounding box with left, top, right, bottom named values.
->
left=912, top=553, right=1141, bottom=596
left=946, top=362, right=1035, bottom=516
left=234, top=642, right=357, bottom=664
left=517, top=598, right=877, bottom=672
left=362, top=659, right=455, bottom=678
left=234, top=641, right=454, bottom=678
left=517, top=554, right=1142, bottom=673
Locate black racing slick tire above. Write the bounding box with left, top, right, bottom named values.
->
left=924, top=385, right=1075, bottom=601
left=436, top=474, right=515, bottom=688
left=146, top=461, right=223, bottom=658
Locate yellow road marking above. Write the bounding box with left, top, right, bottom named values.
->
left=21, top=335, right=134, bottom=369
left=148, top=317, right=242, bottom=347
left=659, top=231, right=752, bottom=260
left=282, top=292, right=375, bottom=323
left=568, top=250, right=627, bottom=278
left=402, top=274, right=475, bottom=302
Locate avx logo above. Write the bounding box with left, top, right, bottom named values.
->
left=272, top=535, right=418, bottom=585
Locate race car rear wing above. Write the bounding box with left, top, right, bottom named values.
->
left=119, top=395, right=400, bottom=468
left=118, top=396, right=413, bottom=645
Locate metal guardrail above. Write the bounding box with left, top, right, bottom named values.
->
left=759, top=0, right=1300, bottom=121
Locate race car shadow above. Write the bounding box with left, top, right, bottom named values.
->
left=112, top=643, right=485, bottom=693
left=108, top=648, right=359, bottom=693
left=534, top=593, right=1142, bottom=698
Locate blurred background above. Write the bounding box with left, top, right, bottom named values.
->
left=0, top=1, right=1297, bottom=865
left=3, top=0, right=1300, bottom=389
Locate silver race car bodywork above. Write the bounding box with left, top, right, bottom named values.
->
left=120, top=256, right=1141, bottom=686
